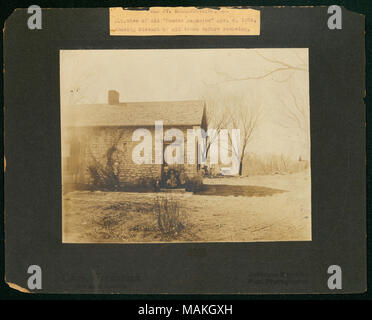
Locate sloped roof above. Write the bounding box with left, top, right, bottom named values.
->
left=61, top=100, right=206, bottom=127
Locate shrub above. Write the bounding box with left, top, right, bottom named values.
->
left=152, top=197, right=187, bottom=237
left=86, top=131, right=124, bottom=191
left=87, top=154, right=120, bottom=191
left=185, top=175, right=203, bottom=192
left=137, top=177, right=158, bottom=191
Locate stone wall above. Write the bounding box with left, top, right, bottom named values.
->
left=62, top=125, right=201, bottom=188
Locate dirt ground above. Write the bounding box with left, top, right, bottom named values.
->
left=63, top=169, right=311, bottom=243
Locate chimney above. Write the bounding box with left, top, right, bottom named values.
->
left=108, top=90, right=119, bottom=105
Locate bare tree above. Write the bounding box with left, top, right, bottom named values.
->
left=210, top=50, right=309, bottom=161
left=62, top=52, right=99, bottom=105
left=201, top=50, right=309, bottom=172
left=66, top=71, right=96, bottom=105
left=276, top=89, right=310, bottom=151
left=205, top=51, right=308, bottom=86
left=203, top=97, right=229, bottom=159
left=226, top=96, right=262, bottom=176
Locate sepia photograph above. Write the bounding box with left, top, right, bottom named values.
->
left=60, top=48, right=311, bottom=243
left=3, top=4, right=367, bottom=296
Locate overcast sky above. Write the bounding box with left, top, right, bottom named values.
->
left=60, top=48, right=310, bottom=160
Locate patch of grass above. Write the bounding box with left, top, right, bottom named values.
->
left=70, top=196, right=193, bottom=242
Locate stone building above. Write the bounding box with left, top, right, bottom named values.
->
left=61, top=90, right=207, bottom=189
